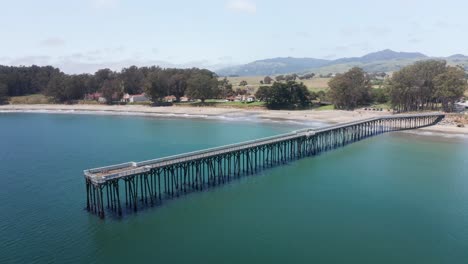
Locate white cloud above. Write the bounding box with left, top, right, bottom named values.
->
left=91, top=0, right=119, bottom=9
left=39, top=37, right=66, bottom=47
left=226, top=0, right=256, bottom=14
left=9, top=56, right=51, bottom=66
left=1, top=53, right=234, bottom=74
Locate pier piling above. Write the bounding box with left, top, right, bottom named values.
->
left=84, top=113, right=444, bottom=218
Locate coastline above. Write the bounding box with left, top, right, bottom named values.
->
left=1, top=104, right=467, bottom=137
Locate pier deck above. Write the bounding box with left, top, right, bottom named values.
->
left=84, top=113, right=445, bottom=218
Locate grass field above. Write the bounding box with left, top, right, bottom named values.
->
left=223, top=76, right=331, bottom=93
left=9, top=94, right=53, bottom=104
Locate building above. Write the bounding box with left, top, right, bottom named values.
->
left=246, top=95, right=256, bottom=102
left=455, top=101, right=468, bottom=112
left=122, top=93, right=150, bottom=103
left=84, top=93, right=102, bottom=101
left=164, top=95, right=177, bottom=102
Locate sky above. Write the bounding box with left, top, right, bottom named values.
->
left=1, top=0, right=468, bottom=73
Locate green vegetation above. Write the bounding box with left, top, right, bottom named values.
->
left=185, top=70, right=219, bottom=103
left=328, top=67, right=372, bottom=110
left=388, top=60, right=467, bottom=112
left=9, top=94, right=53, bottom=104
left=315, top=104, right=335, bottom=111
left=324, top=61, right=467, bottom=112
left=0, top=82, right=7, bottom=104
left=1, top=60, right=465, bottom=112
left=255, top=81, right=311, bottom=109
left=0, top=65, right=222, bottom=105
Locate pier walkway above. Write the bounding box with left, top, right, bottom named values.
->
left=84, top=113, right=444, bottom=218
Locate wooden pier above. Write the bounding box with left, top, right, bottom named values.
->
left=84, top=113, right=444, bottom=218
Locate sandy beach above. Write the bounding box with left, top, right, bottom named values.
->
left=1, top=104, right=467, bottom=136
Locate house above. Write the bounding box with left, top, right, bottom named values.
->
left=122, top=93, right=131, bottom=103
left=121, top=93, right=150, bottom=103
left=98, top=96, right=107, bottom=103
left=455, top=101, right=468, bottom=112
left=164, top=95, right=177, bottom=102
left=84, top=93, right=102, bottom=101
left=129, top=93, right=149, bottom=103
left=246, top=95, right=256, bottom=102
left=180, top=96, right=190, bottom=102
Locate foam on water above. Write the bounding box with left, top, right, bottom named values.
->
left=0, top=109, right=325, bottom=128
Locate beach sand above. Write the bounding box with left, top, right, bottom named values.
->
left=1, top=104, right=467, bottom=136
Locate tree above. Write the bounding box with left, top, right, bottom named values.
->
left=94, top=68, right=115, bottom=89
left=168, top=72, right=188, bottom=101
left=255, top=86, right=271, bottom=101
left=186, top=70, right=219, bottom=103
left=0, top=82, right=8, bottom=104
left=370, top=88, right=389, bottom=104
left=316, top=90, right=329, bottom=102
left=144, top=69, right=168, bottom=102
left=239, top=80, right=248, bottom=86
left=299, top=73, right=315, bottom=80
left=255, top=81, right=311, bottom=109
left=388, top=60, right=449, bottom=111
left=101, top=79, right=123, bottom=104
left=285, top=74, right=298, bottom=81
left=275, top=75, right=285, bottom=82
left=120, top=66, right=145, bottom=94
left=0, top=65, right=58, bottom=96
left=434, top=66, right=467, bottom=112
left=328, top=67, right=371, bottom=110
left=44, top=72, right=90, bottom=103
left=219, top=77, right=234, bottom=98
left=264, top=76, right=273, bottom=84
left=235, top=87, right=247, bottom=95
left=45, top=72, right=67, bottom=102
left=67, top=74, right=91, bottom=101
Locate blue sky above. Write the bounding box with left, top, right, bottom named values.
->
left=1, top=0, right=467, bottom=73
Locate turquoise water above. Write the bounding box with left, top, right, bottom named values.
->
left=1, top=113, right=468, bottom=263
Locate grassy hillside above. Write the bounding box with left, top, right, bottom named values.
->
left=9, top=94, right=54, bottom=104
left=223, top=76, right=331, bottom=94
left=217, top=50, right=468, bottom=77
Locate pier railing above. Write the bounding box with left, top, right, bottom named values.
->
left=84, top=113, right=444, bottom=218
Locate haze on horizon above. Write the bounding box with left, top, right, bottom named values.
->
left=1, top=0, right=467, bottom=73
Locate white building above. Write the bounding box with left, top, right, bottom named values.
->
left=122, top=93, right=150, bottom=103
left=455, top=101, right=468, bottom=111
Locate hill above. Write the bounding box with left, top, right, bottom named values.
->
left=218, top=57, right=329, bottom=77
left=216, top=49, right=467, bottom=76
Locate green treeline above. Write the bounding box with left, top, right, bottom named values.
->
left=255, top=81, right=311, bottom=109
left=388, top=61, right=466, bottom=112
left=0, top=65, right=224, bottom=104
left=327, top=61, right=467, bottom=112
left=0, top=60, right=466, bottom=111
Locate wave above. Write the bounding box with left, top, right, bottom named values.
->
left=0, top=109, right=326, bottom=128
left=401, top=129, right=468, bottom=139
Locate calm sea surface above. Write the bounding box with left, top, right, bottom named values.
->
left=1, top=113, right=467, bottom=264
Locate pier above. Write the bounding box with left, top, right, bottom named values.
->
left=84, top=113, right=444, bottom=218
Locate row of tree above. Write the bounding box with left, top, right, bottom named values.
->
left=255, top=81, right=311, bottom=109
left=327, top=61, right=467, bottom=112
left=0, top=65, right=226, bottom=104
left=388, top=60, right=466, bottom=112
left=1, top=60, right=465, bottom=111
left=273, top=73, right=315, bottom=82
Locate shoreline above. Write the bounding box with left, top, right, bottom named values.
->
left=1, top=104, right=467, bottom=137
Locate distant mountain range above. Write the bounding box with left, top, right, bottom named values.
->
left=216, top=49, right=468, bottom=76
